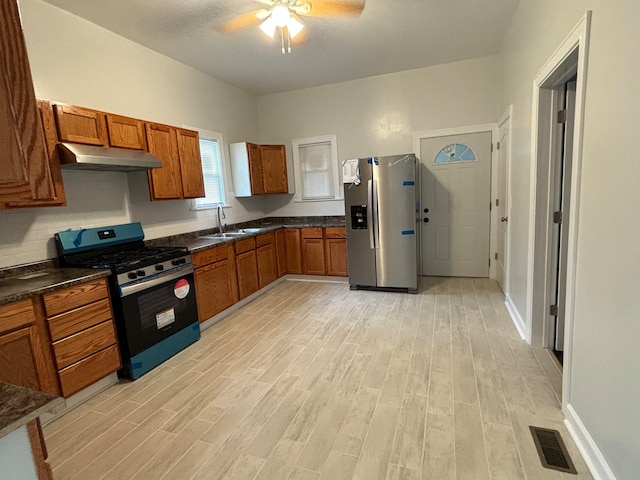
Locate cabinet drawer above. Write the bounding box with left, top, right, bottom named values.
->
left=235, top=237, right=256, bottom=255
left=192, top=245, right=229, bottom=267
left=47, top=298, right=113, bottom=342
left=58, top=344, right=121, bottom=397
left=0, top=298, right=36, bottom=333
left=324, top=227, right=346, bottom=239
left=255, top=232, right=275, bottom=247
left=53, top=320, right=117, bottom=369
left=43, top=278, right=109, bottom=316
left=301, top=228, right=323, bottom=239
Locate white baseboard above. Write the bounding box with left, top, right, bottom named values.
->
left=505, top=294, right=527, bottom=340
left=564, top=404, right=618, bottom=480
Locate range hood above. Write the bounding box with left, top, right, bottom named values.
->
left=58, top=143, right=163, bottom=172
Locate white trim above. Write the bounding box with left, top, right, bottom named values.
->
left=525, top=12, right=591, bottom=414
left=413, top=123, right=497, bottom=279
left=505, top=294, right=526, bottom=340
left=496, top=106, right=513, bottom=293
left=291, top=134, right=340, bottom=202
left=564, top=404, right=618, bottom=480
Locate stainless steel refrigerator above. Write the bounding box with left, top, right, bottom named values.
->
left=344, top=154, right=419, bottom=292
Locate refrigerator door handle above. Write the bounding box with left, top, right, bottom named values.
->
left=367, top=180, right=374, bottom=249
left=372, top=179, right=380, bottom=250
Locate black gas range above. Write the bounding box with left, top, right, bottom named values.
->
left=56, top=222, right=200, bottom=380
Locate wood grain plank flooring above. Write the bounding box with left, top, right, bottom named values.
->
left=44, top=278, right=593, bottom=480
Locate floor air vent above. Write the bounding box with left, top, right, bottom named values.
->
left=529, top=426, right=577, bottom=474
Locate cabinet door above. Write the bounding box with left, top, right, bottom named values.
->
left=106, top=114, right=147, bottom=150
left=236, top=250, right=259, bottom=300
left=146, top=123, right=183, bottom=199
left=257, top=243, right=278, bottom=288
left=325, top=238, right=348, bottom=276
left=53, top=104, right=108, bottom=146
left=176, top=128, right=205, bottom=199
left=247, top=143, right=265, bottom=195
left=275, top=229, right=287, bottom=278
left=0, top=326, right=41, bottom=390
left=4, top=100, right=66, bottom=208
left=284, top=229, right=302, bottom=274
left=260, top=145, right=288, bottom=194
left=0, top=0, right=54, bottom=204
left=195, top=258, right=236, bottom=321
left=302, top=238, right=326, bottom=275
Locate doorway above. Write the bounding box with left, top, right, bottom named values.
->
left=418, top=131, right=492, bottom=277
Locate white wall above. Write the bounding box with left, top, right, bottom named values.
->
left=257, top=56, right=501, bottom=216
left=0, top=0, right=263, bottom=268
left=501, top=0, right=640, bottom=478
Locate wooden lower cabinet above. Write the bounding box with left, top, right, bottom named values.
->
left=284, top=228, right=302, bottom=274
left=257, top=243, right=277, bottom=288
left=195, top=258, right=237, bottom=321
left=27, top=419, right=54, bottom=480
left=302, top=238, right=326, bottom=275
left=236, top=250, right=259, bottom=300
left=275, top=229, right=287, bottom=278
left=42, top=278, right=121, bottom=398
left=0, top=298, right=59, bottom=396
left=325, top=238, right=348, bottom=276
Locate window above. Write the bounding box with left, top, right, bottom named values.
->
left=434, top=143, right=477, bottom=164
left=192, top=129, right=227, bottom=209
left=292, top=134, right=340, bottom=201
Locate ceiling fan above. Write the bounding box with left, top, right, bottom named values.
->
left=216, top=0, right=366, bottom=54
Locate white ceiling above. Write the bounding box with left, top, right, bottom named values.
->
left=41, top=0, right=520, bottom=96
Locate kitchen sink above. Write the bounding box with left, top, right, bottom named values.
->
left=198, top=232, right=245, bottom=240
left=234, top=228, right=264, bottom=234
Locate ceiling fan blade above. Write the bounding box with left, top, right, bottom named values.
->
left=216, top=9, right=269, bottom=34
left=297, top=0, right=365, bottom=17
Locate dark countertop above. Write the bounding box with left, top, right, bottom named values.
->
left=0, top=267, right=110, bottom=307
left=0, top=382, right=64, bottom=438
left=147, top=216, right=346, bottom=254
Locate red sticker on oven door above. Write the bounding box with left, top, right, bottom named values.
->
left=174, top=278, right=190, bottom=299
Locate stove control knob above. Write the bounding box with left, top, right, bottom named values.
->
left=179, top=258, right=187, bottom=264
left=155, top=264, right=164, bottom=271
left=171, top=259, right=180, bottom=266
left=136, top=270, right=146, bottom=277
left=128, top=272, right=137, bottom=279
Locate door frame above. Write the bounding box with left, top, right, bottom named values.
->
left=526, top=12, right=591, bottom=412
left=497, top=106, right=514, bottom=297
left=413, top=123, right=498, bottom=278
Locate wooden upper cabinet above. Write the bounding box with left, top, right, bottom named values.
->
left=0, top=0, right=54, bottom=204
left=176, top=128, right=205, bottom=199
left=3, top=100, right=66, bottom=209
left=145, top=123, right=183, bottom=200
left=260, top=145, right=288, bottom=194
left=248, top=143, right=265, bottom=195
left=106, top=114, right=147, bottom=150
left=54, top=104, right=108, bottom=146
left=230, top=142, right=289, bottom=197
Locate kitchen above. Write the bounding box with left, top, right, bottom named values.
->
left=2, top=0, right=640, bottom=479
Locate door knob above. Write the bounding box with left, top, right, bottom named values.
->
left=500, top=216, right=508, bottom=223
left=423, top=218, right=429, bottom=223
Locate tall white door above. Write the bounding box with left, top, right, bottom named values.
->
left=420, top=132, right=492, bottom=277
left=496, top=118, right=510, bottom=291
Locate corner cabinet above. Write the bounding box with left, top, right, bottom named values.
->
left=145, top=123, right=205, bottom=200
left=230, top=142, right=289, bottom=197
left=0, top=0, right=55, bottom=205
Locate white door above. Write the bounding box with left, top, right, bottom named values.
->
left=496, top=118, right=510, bottom=291
left=420, top=132, right=492, bottom=277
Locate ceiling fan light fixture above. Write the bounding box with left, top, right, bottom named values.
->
left=287, top=16, right=304, bottom=39
left=259, top=16, right=277, bottom=38
left=271, top=5, right=291, bottom=27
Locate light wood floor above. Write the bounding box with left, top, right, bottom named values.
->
left=44, top=277, right=593, bottom=480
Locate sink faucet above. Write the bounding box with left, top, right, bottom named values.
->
left=217, top=205, right=226, bottom=234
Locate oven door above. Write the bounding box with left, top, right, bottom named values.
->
left=119, top=266, right=199, bottom=357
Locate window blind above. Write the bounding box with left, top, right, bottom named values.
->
left=195, top=138, right=225, bottom=208
left=299, top=141, right=334, bottom=199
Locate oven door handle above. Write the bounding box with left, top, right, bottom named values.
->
left=119, top=265, right=194, bottom=297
